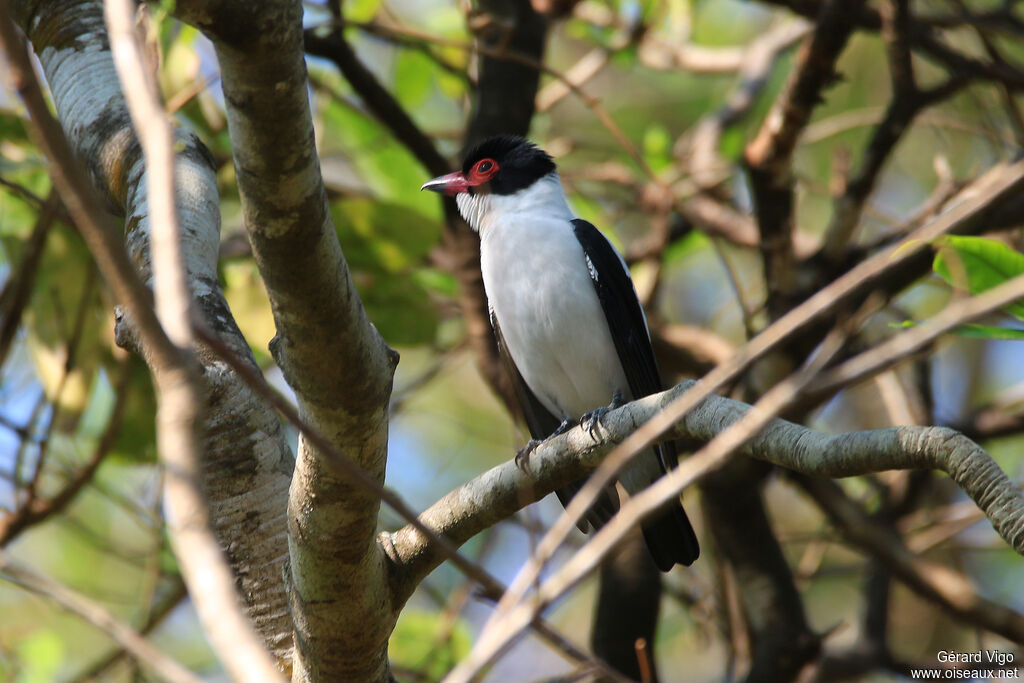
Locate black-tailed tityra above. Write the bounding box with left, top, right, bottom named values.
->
left=421, top=135, right=699, bottom=570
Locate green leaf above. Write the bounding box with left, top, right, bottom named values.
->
left=949, top=323, right=1024, bottom=340
left=110, top=356, right=158, bottom=462
left=390, top=610, right=472, bottom=681
left=933, top=236, right=1024, bottom=319
left=664, top=230, right=711, bottom=265
left=394, top=50, right=434, bottom=109
left=332, top=198, right=442, bottom=273
left=359, top=273, right=438, bottom=346
left=345, top=0, right=381, bottom=22
left=891, top=320, right=1024, bottom=340
left=15, top=629, right=64, bottom=683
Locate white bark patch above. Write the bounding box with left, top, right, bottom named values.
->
left=23, top=3, right=295, bottom=662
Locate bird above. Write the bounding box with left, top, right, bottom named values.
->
left=421, top=135, right=699, bottom=570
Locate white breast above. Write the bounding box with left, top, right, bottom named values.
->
left=475, top=178, right=629, bottom=419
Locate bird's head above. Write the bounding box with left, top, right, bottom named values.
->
left=421, top=135, right=556, bottom=197
left=421, top=135, right=561, bottom=232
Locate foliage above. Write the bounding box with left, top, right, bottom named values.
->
left=895, top=237, right=1024, bottom=339
left=1, top=0, right=1023, bottom=680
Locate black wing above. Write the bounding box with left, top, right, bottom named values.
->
left=490, top=309, right=620, bottom=532
left=571, top=218, right=700, bottom=568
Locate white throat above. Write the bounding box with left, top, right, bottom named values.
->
left=456, top=172, right=573, bottom=235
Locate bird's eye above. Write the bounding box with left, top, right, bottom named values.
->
left=478, top=160, right=494, bottom=173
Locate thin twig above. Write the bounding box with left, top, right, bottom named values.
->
left=69, top=576, right=189, bottom=683
left=0, top=356, right=131, bottom=546
left=330, top=18, right=658, bottom=182
left=103, top=2, right=281, bottom=680
left=0, top=555, right=200, bottom=683
left=744, top=0, right=867, bottom=315
left=0, top=190, right=56, bottom=368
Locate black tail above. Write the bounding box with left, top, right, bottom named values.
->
left=641, top=501, right=700, bottom=571
left=556, top=479, right=620, bottom=532
left=558, top=476, right=699, bottom=571
left=642, top=438, right=700, bottom=571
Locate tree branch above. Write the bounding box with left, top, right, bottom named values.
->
left=104, top=2, right=281, bottom=680
left=303, top=27, right=449, bottom=177
left=793, top=474, right=1024, bottom=643
left=171, top=0, right=402, bottom=677
left=744, top=0, right=866, bottom=316
left=7, top=0, right=294, bottom=666
left=0, top=555, right=200, bottom=683
left=441, top=302, right=1024, bottom=679
left=193, top=323, right=631, bottom=682
left=756, top=0, right=1024, bottom=91
left=687, top=19, right=810, bottom=189
left=700, top=461, right=819, bottom=682
left=820, top=0, right=967, bottom=260
left=387, top=370, right=1024, bottom=599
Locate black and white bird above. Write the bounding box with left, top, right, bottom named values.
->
left=422, top=135, right=699, bottom=570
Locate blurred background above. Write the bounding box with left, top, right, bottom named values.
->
left=2, top=0, right=1023, bottom=680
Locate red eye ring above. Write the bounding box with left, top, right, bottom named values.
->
left=467, top=158, right=499, bottom=185
left=471, top=158, right=498, bottom=180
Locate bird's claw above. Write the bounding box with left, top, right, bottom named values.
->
left=579, top=391, right=625, bottom=440
left=515, top=439, right=542, bottom=471
left=579, top=407, right=609, bottom=438
left=515, top=419, right=573, bottom=470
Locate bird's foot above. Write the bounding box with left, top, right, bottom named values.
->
left=579, top=391, right=626, bottom=440
left=514, top=439, right=543, bottom=471
left=515, top=419, right=573, bottom=470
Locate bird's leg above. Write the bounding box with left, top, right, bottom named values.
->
left=579, top=390, right=625, bottom=440
left=515, top=418, right=573, bottom=471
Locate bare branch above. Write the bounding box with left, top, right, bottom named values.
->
left=395, top=330, right=1024, bottom=625
left=744, top=0, right=866, bottom=315
left=303, top=27, right=449, bottom=176
left=755, top=0, right=1024, bottom=91
left=104, top=2, right=281, bottom=680
left=0, top=356, right=129, bottom=545
left=794, top=474, right=1024, bottom=643
left=0, top=554, right=201, bottom=683
left=820, top=0, right=967, bottom=260
left=701, top=462, right=819, bottom=682
left=440, top=354, right=1024, bottom=680
left=7, top=0, right=294, bottom=666
left=448, top=315, right=854, bottom=682
left=171, top=0, right=405, bottom=676
left=687, top=19, right=811, bottom=188
left=444, top=256, right=1024, bottom=679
